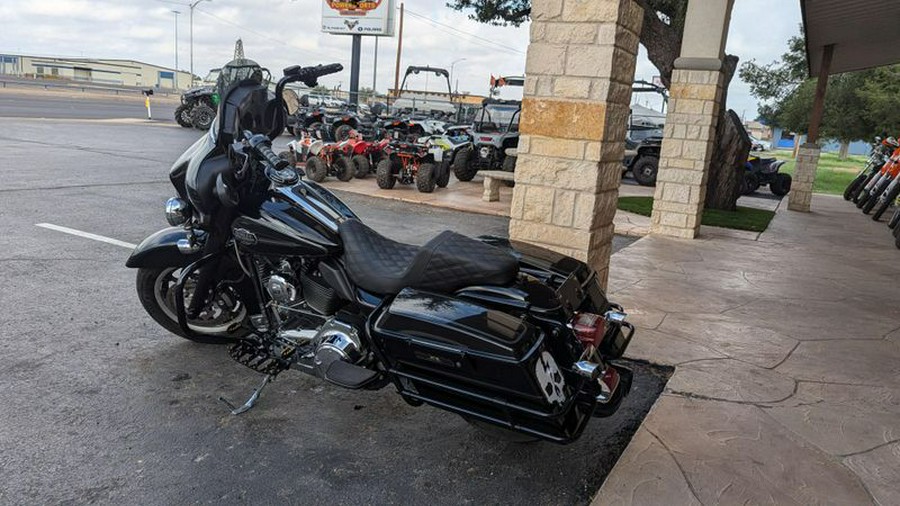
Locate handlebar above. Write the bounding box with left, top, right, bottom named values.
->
left=243, top=131, right=299, bottom=186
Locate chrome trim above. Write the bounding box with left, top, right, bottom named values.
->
left=605, top=310, right=627, bottom=323
left=573, top=361, right=601, bottom=380
left=165, top=197, right=191, bottom=226
left=177, top=237, right=202, bottom=254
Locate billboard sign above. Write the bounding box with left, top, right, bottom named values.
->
left=321, top=0, right=396, bottom=36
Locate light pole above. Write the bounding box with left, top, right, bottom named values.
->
left=450, top=57, right=466, bottom=94
left=171, top=10, right=180, bottom=73
left=189, top=0, right=211, bottom=85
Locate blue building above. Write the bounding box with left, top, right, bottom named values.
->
left=770, top=126, right=872, bottom=155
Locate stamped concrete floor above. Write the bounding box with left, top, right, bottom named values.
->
left=593, top=194, right=900, bottom=505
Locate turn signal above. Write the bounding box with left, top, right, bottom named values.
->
left=573, top=312, right=606, bottom=348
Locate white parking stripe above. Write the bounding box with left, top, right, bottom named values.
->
left=36, top=223, right=136, bottom=249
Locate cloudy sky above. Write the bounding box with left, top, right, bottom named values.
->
left=0, top=0, right=802, bottom=119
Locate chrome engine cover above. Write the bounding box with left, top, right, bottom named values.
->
left=265, top=275, right=297, bottom=304
left=314, top=319, right=364, bottom=364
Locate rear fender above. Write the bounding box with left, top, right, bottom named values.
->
left=125, top=227, right=202, bottom=268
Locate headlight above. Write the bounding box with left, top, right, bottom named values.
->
left=165, top=197, right=192, bottom=226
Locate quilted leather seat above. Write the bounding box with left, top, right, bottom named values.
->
left=338, top=219, right=518, bottom=295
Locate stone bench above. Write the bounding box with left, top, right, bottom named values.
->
left=480, top=170, right=515, bottom=202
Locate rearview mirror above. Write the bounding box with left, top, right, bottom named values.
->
left=284, top=65, right=302, bottom=77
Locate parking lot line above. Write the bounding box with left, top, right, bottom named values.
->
left=35, top=223, right=136, bottom=249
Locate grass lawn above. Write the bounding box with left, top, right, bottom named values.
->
left=618, top=196, right=776, bottom=232
left=770, top=149, right=867, bottom=195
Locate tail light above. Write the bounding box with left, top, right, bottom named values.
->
left=573, top=312, right=606, bottom=348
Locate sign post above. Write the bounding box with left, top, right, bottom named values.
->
left=322, top=1, right=396, bottom=105
left=142, top=89, right=154, bottom=120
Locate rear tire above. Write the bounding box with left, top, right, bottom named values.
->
left=452, top=146, right=478, bottom=182
left=770, top=173, right=792, bottom=196
left=306, top=156, right=328, bottom=183
left=334, top=124, right=353, bottom=142
left=502, top=155, right=517, bottom=172
left=191, top=104, right=215, bottom=130
left=175, top=104, right=193, bottom=128
left=632, top=156, right=659, bottom=186
left=376, top=159, right=396, bottom=189
left=436, top=159, right=451, bottom=188
left=333, top=156, right=354, bottom=182
left=135, top=267, right=248, bottom=344
left=416, top=162, right=437, bottom=193
left=741, top=173, right=759, bottom=195
left=352, top=155, right=370, bottom=179
left=862, top=187, right=883, bottom=214
left=852, top=172, right=879, bottom=203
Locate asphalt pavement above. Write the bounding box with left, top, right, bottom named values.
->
left=0, top=99, right=665, bottom=505
left=0, top=88, right=178, bottom=121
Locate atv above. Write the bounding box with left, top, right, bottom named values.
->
left=454, top=76, right=524, bottom=182
left=741, top=155, right=792, bottom=196
left=422, top=127, right=472, bottom=188
left=334, top=130, right=391, bottom=179
left=175, top=85, right=218, bottom=130
left=375, top=139, right=442, bottom=193
left=623, top=132, right=662, bottom=187
left=303, top=138, right=355, bottom=183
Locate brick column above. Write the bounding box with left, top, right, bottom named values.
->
left=649, top=66, right=725, bottom=238
left=788, top=143, right=821, bottom=211
left=509, top=0, right=643, bottom=288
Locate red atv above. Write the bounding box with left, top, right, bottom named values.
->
left=376, top=140, right=439, bottom=193
left=342, top=135, right=390, bottom=179
left=304, top=139, right=354, bottom=183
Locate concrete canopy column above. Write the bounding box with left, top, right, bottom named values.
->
left=650, top=0, right=735, bottom=239
left=510, top=0, right=643, bottom=288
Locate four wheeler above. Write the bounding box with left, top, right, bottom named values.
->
left=375, top=140, right=441, bottom=193
left=845, top=136, right=898, bottom=202
left=340, top=132, right=390, bottom=179
left=304, top=140, right=355, bottom=183
left=175, top=85, right=218, bottom=130
left=623, top=134, right=662, bottom=187
left=741, top=155, right=792, bottom=196
left=424, top=128, right=472, bottom=188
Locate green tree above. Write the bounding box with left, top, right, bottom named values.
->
left=741, top=30, right=898, bottom=158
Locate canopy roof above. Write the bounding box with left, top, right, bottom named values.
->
left=801, top=0, right=900, bottom=76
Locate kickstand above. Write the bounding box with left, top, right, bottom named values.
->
left=219, top=374, right=274, bottom=415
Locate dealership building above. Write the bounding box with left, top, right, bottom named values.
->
left=0, top=54, right=193, bottom=90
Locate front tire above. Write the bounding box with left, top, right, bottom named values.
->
left=334, top=124, right=353, bottom=142
left=175, top=104, right=193, bottom=128
left=191, top=104, right=216, bottom=130
left=632, top=156, right=659, bottom=186
left=872, top=184, right=900, bottom=221
left=452, top=146, right=478, bottom=182
left=136, top=267, right=247, bottom=344
left=306, top=156, right=328, bottom=182
left=844, top=173, right=866, bottom=201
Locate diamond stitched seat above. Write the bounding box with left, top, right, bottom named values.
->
left=338, top=219, right=518, bottom=295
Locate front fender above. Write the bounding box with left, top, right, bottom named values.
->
left=125, top=227, right=202, bottom=268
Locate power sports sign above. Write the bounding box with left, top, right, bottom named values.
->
left=321, top=0, right=397, bottom=36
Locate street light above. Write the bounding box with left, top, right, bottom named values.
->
left=158, top=0, right=211, bottom=84
left=189, top=0, right=212, bottom=85
left=171, top=10, right=180, bottom=74
left=450, top=57, right=467, bottom=94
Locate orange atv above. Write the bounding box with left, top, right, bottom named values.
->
left=304, top=138, right=354, bottom=183
left=375, top=140, right=439, bottom=193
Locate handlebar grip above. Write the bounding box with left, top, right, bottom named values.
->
left=257, top=143, right=289, bottom=171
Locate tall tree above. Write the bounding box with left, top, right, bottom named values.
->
left=448, top=0, right=747, bottom=210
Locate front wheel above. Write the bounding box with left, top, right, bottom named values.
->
left=136, top=267, right=248, bottom=344
left=191, top=104, right=216, bottom=130
left=632, top=156, right=659, bottom=186
left=175, top=104, right=193, bottom=128
left=452, top=146, right=478, bottom=182
left=334, top=124, right=354, bottom=142
left=306, top=156, right=328, bottom=182
left=872, top=184, right=900, bottom=221
left=844, top=173, right=866, bottom=201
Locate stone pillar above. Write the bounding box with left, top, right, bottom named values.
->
left=788, top=143, right=821, bottom=211
left=650, top=0, right=734, bottom=239
left=509, top=0, right=643, bottom=288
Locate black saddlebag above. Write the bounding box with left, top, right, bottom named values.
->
left=369, top=288, right=598, bottom=443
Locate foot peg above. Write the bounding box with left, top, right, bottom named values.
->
left=219, top=374, right=274, bottom=415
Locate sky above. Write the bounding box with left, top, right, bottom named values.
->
left=0, top=0, right=802, bottom=120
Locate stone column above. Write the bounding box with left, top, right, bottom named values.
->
left=509, top=0, right=643, bottom=288
left=650, top=0, right=734, bottom=239
left=788, top=143, right=821, bottom=211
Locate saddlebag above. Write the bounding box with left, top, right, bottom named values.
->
left=369, top=288, right=600, bottom=443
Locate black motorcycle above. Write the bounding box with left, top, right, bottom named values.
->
left=126, top=64, right=635, bottom=444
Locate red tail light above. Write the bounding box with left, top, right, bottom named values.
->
left=573, top=312, right=606, bottom=348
